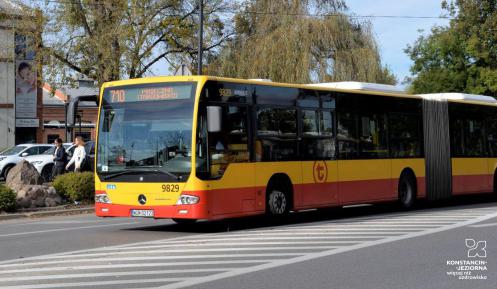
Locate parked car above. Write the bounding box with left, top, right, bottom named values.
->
left=25, top=143, right=72, bottom=182
left=0, top=144, right=54, bottom=179
left=26, top=141, right=96, bottom=181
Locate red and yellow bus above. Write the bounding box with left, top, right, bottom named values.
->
left=87, top=76, right=497, bottom=223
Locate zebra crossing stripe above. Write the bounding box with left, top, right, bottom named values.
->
left=0, top=268, right=229, bottom=282
left=90, top=240, right=364, bottom=252
left=0, top=253, right=304, bottom=268
left=0, top=260, right=275, bottom=274
left=4, top=246, right=340, bottom=261
left=0, top=277, right=188, bottom=289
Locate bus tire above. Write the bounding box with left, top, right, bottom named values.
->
left=172, top=218, right=197, bottom=225
left=398, top=172, right=416, bottom=210
left=266, top=176, right=292, bottom=216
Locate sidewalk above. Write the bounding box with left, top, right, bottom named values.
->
left=0, top=205, right=94, bottom=221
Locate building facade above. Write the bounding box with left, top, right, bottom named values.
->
left=42, top=78, right=98, bottom=143
left=0, top=0, right=43, bottom=150
left=1, top=1, right=98, bottom=149
left=0, top=1, right=18, bottom=150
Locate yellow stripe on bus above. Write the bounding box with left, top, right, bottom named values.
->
left=452, top=158, right=489, bottom=176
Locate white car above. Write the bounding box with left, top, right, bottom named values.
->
left=25, top=143, right=72, bottom=181
left=24, top=141, right=96, bottom=181
left=0, top=144, right=54, bottom=179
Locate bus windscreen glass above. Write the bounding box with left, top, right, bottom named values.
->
left=97, top=82, right=196, bottom=182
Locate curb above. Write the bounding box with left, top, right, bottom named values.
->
left=0, top=207, right=94, bottom=221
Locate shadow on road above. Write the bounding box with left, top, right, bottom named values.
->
left=125, top=193, right=497, bottom=234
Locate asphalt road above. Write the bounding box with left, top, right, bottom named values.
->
left=0, top=195, right=496, bottom=289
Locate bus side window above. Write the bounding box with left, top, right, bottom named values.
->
left=337, top=112, right=359, bottom=159
left=358, top=113, right=388, bottom=159
left=389, top=113, right=422, bottom=158
left=301, top=109, right=335, bottom=160
left=487, top=119, right=497, bottom=156
left=257, top=107, right=298, bottom=161
left=450, top=115, right=485, bottom=157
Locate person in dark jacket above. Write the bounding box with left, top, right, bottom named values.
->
left=52, top=138, right=67, bottom=179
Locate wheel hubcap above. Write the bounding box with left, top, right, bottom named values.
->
left=269, top=190, right=286, bottom=215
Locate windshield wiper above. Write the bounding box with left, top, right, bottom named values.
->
left=101, top=168, right=181, bottom=181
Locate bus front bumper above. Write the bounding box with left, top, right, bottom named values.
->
left=95, top=203, right=209, bottom=220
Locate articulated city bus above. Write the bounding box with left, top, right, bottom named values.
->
left=86, top=76, right=497, bottom=223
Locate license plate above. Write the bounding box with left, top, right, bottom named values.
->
left=131, top=210, right=154, bottom=218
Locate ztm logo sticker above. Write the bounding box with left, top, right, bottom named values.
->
left=466, top=239, right=487, bottom=258
left=313, top=161, right=328, bottom=183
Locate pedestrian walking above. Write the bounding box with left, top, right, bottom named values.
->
left=52, top=137, right=67, bottom=179
left=66, top=136, right=87, bottom=172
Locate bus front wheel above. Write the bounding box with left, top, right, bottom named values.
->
left=172, top=218, right=197, bottom=225
left=398, top=173, right=416, bottom=210
left=267, top=189, right=289, bottom=216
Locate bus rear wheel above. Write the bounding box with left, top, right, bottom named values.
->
left=172, top=218, right=197, bottom=225
left=398, top=174, right=416, bottom=210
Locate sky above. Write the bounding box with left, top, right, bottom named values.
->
left=153, top=0, right=451, bottom=85
left=338, top=0, right=450, bottom=84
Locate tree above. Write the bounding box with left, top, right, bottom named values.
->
left=207, top=0, right=396, bottom=84
left=406, top=0, right=497, bottom=96
left=14, top=0, right=233, bottom=86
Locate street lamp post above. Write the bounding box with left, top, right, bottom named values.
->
left=197, top=0, right=204, bottom=75
left=64, top=100, right=68, bottom=142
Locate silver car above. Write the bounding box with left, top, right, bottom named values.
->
left=0, top=144, right=54, bottom=179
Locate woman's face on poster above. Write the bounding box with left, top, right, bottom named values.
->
left=19, top=66, right=35, bottom=83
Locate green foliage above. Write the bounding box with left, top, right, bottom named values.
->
left=208, top=0, right=396, bottom=84
left=0, top=185, right=16, bottom=213
left=53, top=172, right=95, bottom=203
left=406, top=0, right=497, bottom=95
left=52, top=173, right=69, bottom=199
left=11, top=0, right=233, bottom=87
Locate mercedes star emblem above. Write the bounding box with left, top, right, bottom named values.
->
left=138, top=194, right=147, bottom=205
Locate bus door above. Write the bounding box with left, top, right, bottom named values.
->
left=208, top=104, right=257, bottom=215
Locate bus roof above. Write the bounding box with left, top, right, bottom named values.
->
left=420, top=93, right=497, bottom=106
left=305, top=82, right=405, bottom=94
left=209, top=76, right=420, bottom=100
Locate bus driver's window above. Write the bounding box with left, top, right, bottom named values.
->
left=209, top=106, right=249, bottom=178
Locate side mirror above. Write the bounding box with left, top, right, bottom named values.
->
left=207, top=106, right=222, bottom=133
left=21, top=152, right=28, bottom=157
left=67, top=95, right=99, bottom=127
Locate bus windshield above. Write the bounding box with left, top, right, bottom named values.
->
left=96, top=82, right=196, bottom=182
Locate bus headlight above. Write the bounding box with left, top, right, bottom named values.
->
left=176, top=195, right=200, bottom=205
left=95, top=193, right=112, bottom=204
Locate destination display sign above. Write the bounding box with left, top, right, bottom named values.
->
left=105, top=84, right=194, bottom=103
